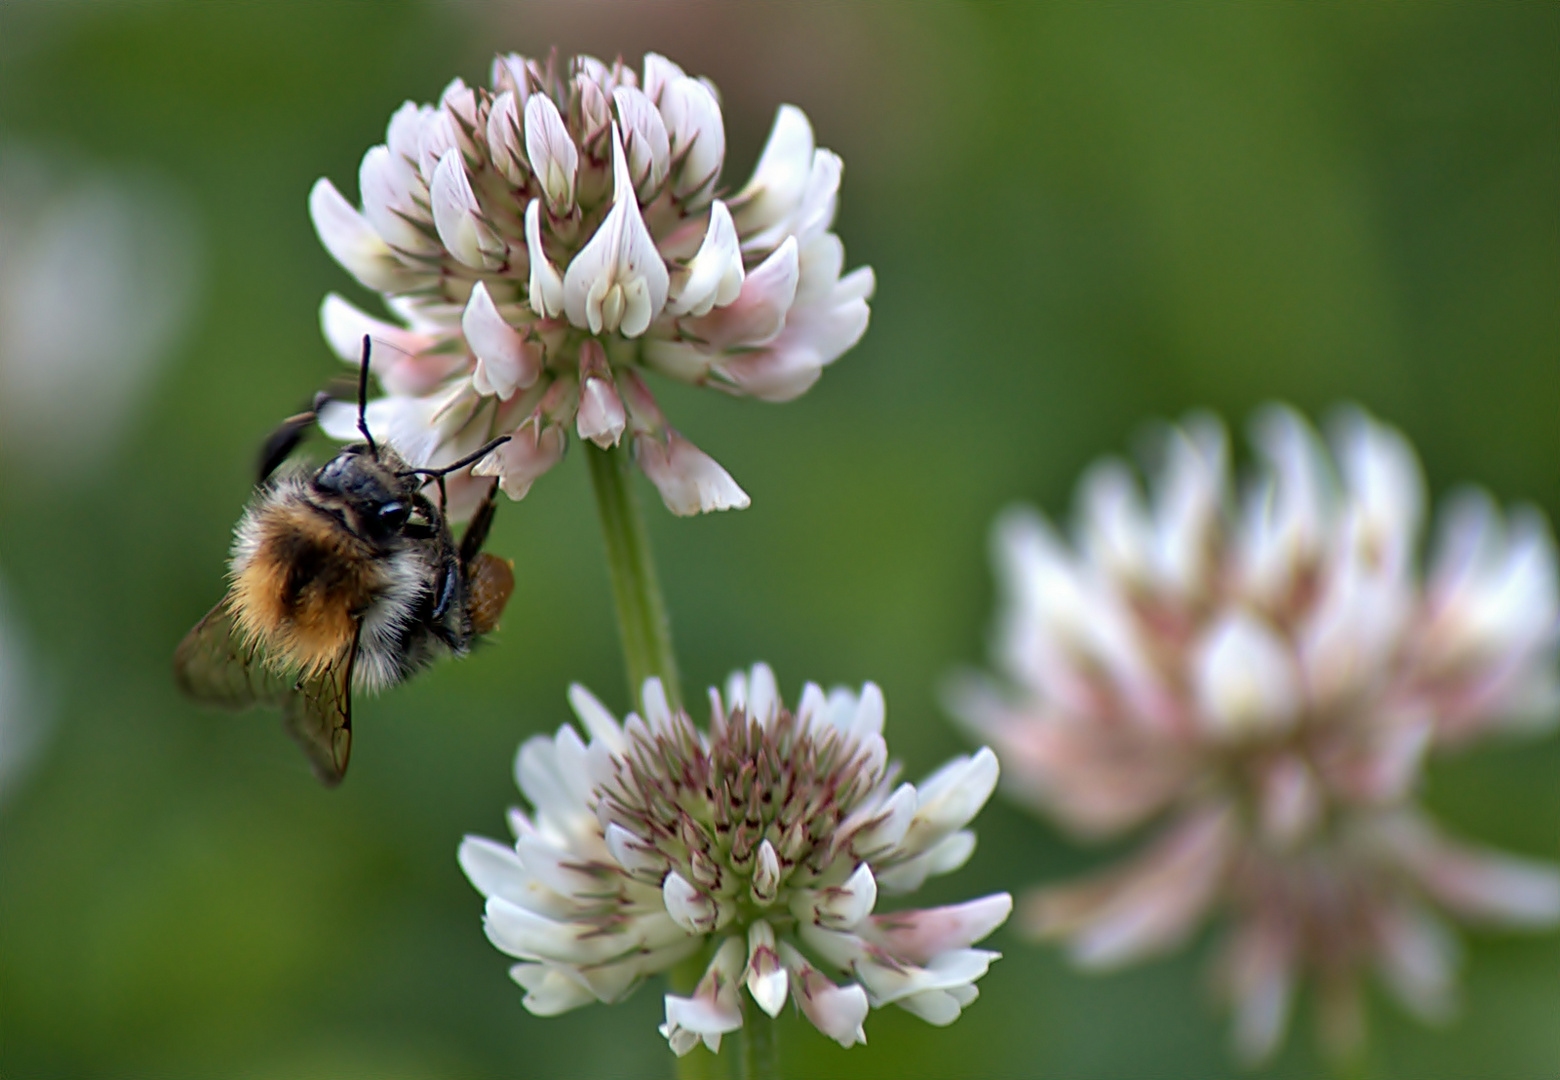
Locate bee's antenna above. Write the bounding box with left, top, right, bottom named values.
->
left=357, top=335, right=378, bottom=457
left=397, top=435, right=512, bottom=480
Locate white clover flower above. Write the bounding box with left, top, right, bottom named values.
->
left=311, top=53, right=873, bottom=516
left=460, top=664, right=1009, bottom=1056
left=950, top=405, right=1560, bottom=1065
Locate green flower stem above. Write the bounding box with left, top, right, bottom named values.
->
left=587, top=444, right=747, bottom=1078
left=585, top=440, right=683, bottom=714
left=739, top=1005, right=780, bottom=1080
left=1330, top=1040, right=1373, bottom=1080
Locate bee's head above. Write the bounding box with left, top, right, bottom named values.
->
left=313, top=447, right=424, bottom=545
left=305, top=335, right=508, bottom=542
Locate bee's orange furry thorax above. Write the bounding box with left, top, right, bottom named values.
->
left=231, top=500, right=380, bottom=675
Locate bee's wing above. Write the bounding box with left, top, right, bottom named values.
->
left=175, top=600, right=357, bottom=787
left=174, top=600, right=291, bottom=708
left=281, top=621, right=359, bottom=788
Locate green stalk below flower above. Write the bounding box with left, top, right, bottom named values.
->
left=587, top=442, right=782, bottom=1079
left=740, top=1007, right=780, bottom=1080
left=586, top=440, right=683, bottom=714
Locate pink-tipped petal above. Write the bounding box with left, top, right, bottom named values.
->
left=667, top=200, right=744, bottom=318
left=642, top=53, right=687, bottom=104
left=716, top=245, right=872, bottom=402
left=471, top=414, right=566, bottom=500
left=308, top=177, right=416, bottom=292
left=633, top=426, right=749, bottom=516
left=1373, top=900, right=1458, bottom=1022
left=860, top=894, right=1014, bottom=965
left=1025, top=807, right=1233, bottom=969
left=745, top=920, right=788, bottom=1017
left=733, top=105, right=815, bottom=243
left=524, top=93, right=578, bottom=213
left=358, top=143, right=438, bottom=256
left=524, top=199, right=565, bottom=318
left=577, top=376, right=627, bottom=449
left=660, top=937, right=744, bottom=1056
left=604, top=822, right=665, bottom=880
left=778, top=942, right=869, bottom=1048
left=486, top=89, right=529, bottom=186
left=1193, top=613, right=1301, bottom=741
left=793, top=862, right=878, bottom=931
left=562, top=125, right=669, bottom=337
left=1388, top=815, right=1560, bottom=927
left=681, top=236, right=798, bottom=349
left=663, top=871, right=719, bottom=934
left=751, top=840, right=782, bottom=907
left=660, top=76, right=725, bottom=204
left=319, top=293, right=435, bottom=367
left=617, top=368, right=665, bottom=431
left=613, top=85, right=670, bottom=196
left=1220, top=915, right=1298, bottom=1066
left=510, top=962, right=597, bottom=1016
left=430, top=149, right=503, bottom=270
left=463, top=281, right=539, bottom=398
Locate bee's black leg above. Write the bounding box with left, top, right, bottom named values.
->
left=431, top=561, right=459, bottom=623
left=458, top=479, right=501, bottom=569
left=256, top=389, right=348, bottom=484
left=256, top=408, right=319, bottom=484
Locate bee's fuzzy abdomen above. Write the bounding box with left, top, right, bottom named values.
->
left=230, top=491, right=380, bottom=676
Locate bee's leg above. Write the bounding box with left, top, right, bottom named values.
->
left=431, top=560, right=460, bottom=623
left=458, top=478, right=501, bottom=569
left=256, top=391, right=342, bottom=484
left=256, top=403, right=320, bottom=483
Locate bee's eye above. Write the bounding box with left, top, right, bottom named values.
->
left=377, top=501, right=408, bottom=526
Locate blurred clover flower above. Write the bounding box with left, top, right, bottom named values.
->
left=460, top=664, right=1009, bottom=1056
left=310, top=52, right=873, bottom=517
left=950, top=405, right=1560, bottom=1064
left=0, top=143, right=199, bottom=479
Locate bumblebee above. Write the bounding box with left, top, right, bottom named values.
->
left=175, top=339, right=513, bottom=785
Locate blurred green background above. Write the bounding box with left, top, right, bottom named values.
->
left=1, top=3, right=1556, bottom=1078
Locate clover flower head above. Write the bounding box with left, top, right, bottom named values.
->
left=951, top=404, right=1560, bottom=1064
left=311, top=51, right=873, bottom=517
left=460, top=664, right=1009, bottom=1055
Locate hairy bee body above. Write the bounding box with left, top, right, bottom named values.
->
left=177, top=439, right=513, bottom=785
left=229, top=450, right=475, bottom=689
